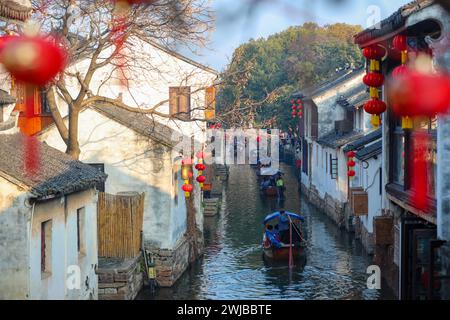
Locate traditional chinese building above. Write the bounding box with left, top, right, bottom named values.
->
left=355, top=0, right=450, bottom=299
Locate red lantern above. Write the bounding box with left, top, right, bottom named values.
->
left=347, top=160, right=356, bottom=167
left=182, top=158, right=193, bottom=165
left=196, top=175, right=206, bottom=183
left=182, top=184, right=193, bottom=193
left=195, top=163, right=206, bottom=171
left=362, top=45, right=386, bottom=60
left=392, top=65, right=409, bottom=78
left=347, top=151, right=356, bottom=158
left=364, top=99, right=386, bottom=115
left=291, top=111, right=297, bottom=118
left=0, top=36, right=67, bottom=86
left=347, top=170, right=356, bottom=177
left=196, top=151, right=205, bottom=159
left=363, top=73, right=384, bottom=87
left=393, top=34, right=407, bottom=52
left=389, top=70, right=450, bottom=117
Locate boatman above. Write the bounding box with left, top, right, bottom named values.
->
left=278, top=210, right=290, bottom=243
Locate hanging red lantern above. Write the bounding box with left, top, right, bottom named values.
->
left=363, top=73, right=384, bottom=87
left=291, top=111, right=297, bottom=118
left=195, top=163, right=206, bottom=171
left=388, top=70, right=450, bottom=117
left=347, top=151, right=356, bottom=158
left=362, top=45, right=386, bottom=60
left=347, top=160, right=356, bottom=167
left=182, top=183, right=193, bottom=193
left=347, top=170, right=356, bottom=177
left=0, top=36, right=67, bottom=86
left=364, top=98, right=386, bottom=127
left=392, top=65, right=409, bottom=78
left=392, top=34, right=408, bottom=52
left=182, top=158, right=193, bottom=165
left=196, top=175, right=206, bottom=184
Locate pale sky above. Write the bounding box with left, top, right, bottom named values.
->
left=183, top=0, right=412, bottom=71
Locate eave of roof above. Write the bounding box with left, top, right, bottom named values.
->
left=343, top=128, right=382, bottom=152
left=355, top=140, right=382, bottom=161
left=354, top=0, right=434, bottom=47
left=318, top=130, right=364, bottom=149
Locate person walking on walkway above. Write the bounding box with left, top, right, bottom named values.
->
left=276, top=175, right=285, bottom=199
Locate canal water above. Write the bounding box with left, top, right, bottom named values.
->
left=139, top=163, right=395, bottom=300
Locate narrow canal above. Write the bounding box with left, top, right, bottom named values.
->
left=139, top=163, right=395, bottom=300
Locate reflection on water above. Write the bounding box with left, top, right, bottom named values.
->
left=138, top=164, right=395, bottom=300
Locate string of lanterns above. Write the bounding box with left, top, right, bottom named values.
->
left=291, top=99, right=303, bottom=119
left=347, top=151, right=356, bottom=178
left=181, top=158, right=194, bottom=198
left=391, top=34, right=413, bottom=129
left=195, top=151, right=206, bottom=190
left=362, top=44, right=387, bottom=128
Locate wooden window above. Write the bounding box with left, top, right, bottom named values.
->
left=41, top=220, right=52, bottom=275
left=40, top=88, right=51, bottom=114
left=169, top=87, right=191, bottom=120
left=77, top=207, right=86, bottom=255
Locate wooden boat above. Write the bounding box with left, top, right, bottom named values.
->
left=262, top=243, right=305, bottom=260
left=262, top=211, right=307, bottom=262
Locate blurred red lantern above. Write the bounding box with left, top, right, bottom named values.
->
left=362, top=45, right=386, bottom=60
left=347, top=151, right=356, bottom=158
left=389, top=70, right=450, bottom=117
left=182, top=158, right=193, bottom=165
left=0, top=36, right=67, bottom=86
left=347, top=170, right=356, bottom=177
left=0, top=35, right=16, bottom=52
left=196, top=175, right=206, bottom=183
left=195, top=163, right=206, bottom=171
left=182, top=184, right=193, bottom=193
left=291, top=111, right=297, bottom=118
left=347, top=160, right=356, bottom=167
left=392, top=65, right=409, bottom=78
left=393, top=34, right=407, bottom=52
left=196, top=151, right=205, bottom=159
left=363, top=73, right=384, bottom=87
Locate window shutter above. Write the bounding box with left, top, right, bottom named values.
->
left=178, top=86, right=191, bottom=120
left=205, top=87, right=216, bottom=120
left=169, top=87, right=178, bottom=116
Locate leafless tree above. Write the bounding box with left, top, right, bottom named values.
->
left=0, top=0, right=216, bottom=159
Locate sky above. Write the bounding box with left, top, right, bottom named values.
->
left=184, top=0, right=412, bottom=71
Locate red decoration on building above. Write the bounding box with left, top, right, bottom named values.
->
left=347, top=160, right=356, bottom=167
left=182, top=184, right=193, bottom=193
left=347, top=151, right=356, bottom=158
left=410, top=132, right=429, bottom=211
left=392, top=34, right=408, bottom=52
left=195, top=163, right=206, bottom=171
left=363, top=73, right=384, bottom=87
left=347, top=170, right=356, bottom=177
left=362, top=45, right=386, bottom=60
left=0, top=36, right=67, bottom=86
left=196, top=175, right=206, bottom=184
left=389, top=70, right=450, bottom=117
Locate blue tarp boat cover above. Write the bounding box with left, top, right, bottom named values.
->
left=263, top=211, right=305, bottom=224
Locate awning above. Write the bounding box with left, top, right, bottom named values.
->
left=263, top=211, right=305, bottom=224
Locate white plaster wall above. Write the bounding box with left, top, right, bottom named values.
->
left=0, top=178, right=30, bottom=299
left=311, top=142, right=348, bottom=203
left=29, top=189, right=98, bottom=300
left=312, top=72, right=365, bottom=138
left=56, top=38, right=217, bottom=145
left=38, top=108, right=194, bottom=250
left=355, top=156, right=382, bottom=233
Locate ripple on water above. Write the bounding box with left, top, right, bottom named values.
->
left=141, top=164, right=394, bottom=300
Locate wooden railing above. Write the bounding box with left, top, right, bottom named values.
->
left=97, top=192, right=145, bottom=259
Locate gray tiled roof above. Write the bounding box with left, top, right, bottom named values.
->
left=317, top=130, right=364, bottom=149
left=343, top=128, right=382, bottom=152
left=356, top=141, right=382, bottom=161
left=0, top=133, right=107, bottom=199
left=92, top=104, right=178, bottom=148
left=354, top=0, right=434, bottom=46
